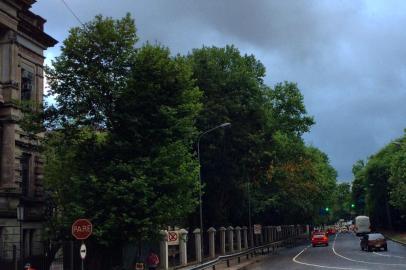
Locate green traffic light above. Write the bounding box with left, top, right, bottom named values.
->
left=351, top=204, right=355, bottom=208
left=325, top=207, right=329, bottom=212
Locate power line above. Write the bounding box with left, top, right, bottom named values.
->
left=59, top=0, right=85, bottom=26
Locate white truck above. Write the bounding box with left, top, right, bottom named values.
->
left=354, top=215, right=371, bottom=236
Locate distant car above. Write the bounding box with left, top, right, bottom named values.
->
left=360, top=233, right=387, bottom=252
left=312, top=232, right=329, bottom=247
left=326, top=228, right=336, bottom=235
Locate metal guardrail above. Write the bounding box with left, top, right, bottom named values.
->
left=183, top=235, right=306, bottom=270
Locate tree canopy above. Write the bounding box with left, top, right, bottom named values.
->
left=350, top=133, right=406, bottom=230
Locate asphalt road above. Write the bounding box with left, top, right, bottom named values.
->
left=248, top=233, right=406, bottom=270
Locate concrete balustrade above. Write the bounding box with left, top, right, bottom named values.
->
left=158, top=223, right=305, bottom=269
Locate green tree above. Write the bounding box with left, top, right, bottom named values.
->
left=352, top=160, right=366, bottom=215
left=389, top=147, right=406, bottom=212
left=43, top=15, right=202, bottom=269
left=188, top=46, right=333, bottom=227
left=332, top=183, right=352, bottom=220
left=188, top=45, right=269, bottom=226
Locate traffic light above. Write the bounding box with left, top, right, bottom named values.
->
left=325, top=207, right=329, bottom=212
left=351, top=204, right=355, bottom=208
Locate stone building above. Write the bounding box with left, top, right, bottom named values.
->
left=0, top=0, right=56, bottom=261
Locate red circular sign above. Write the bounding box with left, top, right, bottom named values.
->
left=168, top=232, right=178, bottom=242
left=72, top=219, right=93, bottom=240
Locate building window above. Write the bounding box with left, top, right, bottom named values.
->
left=21, top=68, right=34, bottom=101
left=21, top=154, right=31, bottom=196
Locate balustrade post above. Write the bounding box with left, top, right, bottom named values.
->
left=219, top=227, right=226, bottom=255
left=264, top=226, right=268, bottom=243
left=235, top=226, right=242, bottom=251
left=179, top=229, right=188, bottom=266
left=193, top=228, right=202, bottom=263
left=207, top=227, right=216, bottom=259
left=227, top=226, right=234, bottom=253
left=242, top=226, right=248, bottom=249
left=160, top=230, right=169, bottom=270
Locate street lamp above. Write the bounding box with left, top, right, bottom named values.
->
left=16, top=203, right=25, bottom=264
left=197, top=122, right=231, bottom=258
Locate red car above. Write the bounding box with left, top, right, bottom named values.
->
left=312, top=232, right=329, bottom=247
left=326, top=228, right=336, bottom=236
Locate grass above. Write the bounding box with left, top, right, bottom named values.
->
left=381, top=230, right=406, bottom=244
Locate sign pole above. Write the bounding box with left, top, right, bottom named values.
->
left=72, top=219, right=92, bottom=270
left=80, top=241, right=86, bottom=270
left=81, top=241, right=84, bottom=270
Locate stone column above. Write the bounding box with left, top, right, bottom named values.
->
left=227, top=226, right=234, bottom=252
left=0, top=123, right=16, bottom=188
left=179, top=229, right=188, bottom=266
left=193, top=228, right=202, bottom=263
left=207, top=227, right=216, bottom=258
left=160, top=230, right=169, bottom=270
left=235, top=226, right=242, bottom=251
left=242, top=226, right=248, bottom=249
left=219, top=227, right=226, bottom=255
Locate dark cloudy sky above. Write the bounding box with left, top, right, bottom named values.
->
left=32, top=0, right=406, bottom=181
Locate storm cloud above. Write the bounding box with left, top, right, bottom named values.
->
left=33, top=0, right=406, bottom=180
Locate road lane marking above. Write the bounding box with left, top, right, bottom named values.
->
left=373, top=251, right=406, bottom=259
left=332, top=234, right=406, bottom=267
left=292, top=245, right=367, bottom=270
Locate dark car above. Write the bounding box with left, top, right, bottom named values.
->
left=360, top=233, right=387, bottom=251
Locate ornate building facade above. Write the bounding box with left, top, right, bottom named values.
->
left=0, top=0, right=56, bottom=260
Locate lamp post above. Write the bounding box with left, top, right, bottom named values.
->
left=16, top=203, right=25, bottom=266
left=197, top=122, right=231, bottom=259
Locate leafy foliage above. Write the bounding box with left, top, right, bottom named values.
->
left=351, top=136, right=406, bottom=229
left=40, top=16, right=202, bottom=268
left=188, top=46, right=336, bottom=227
